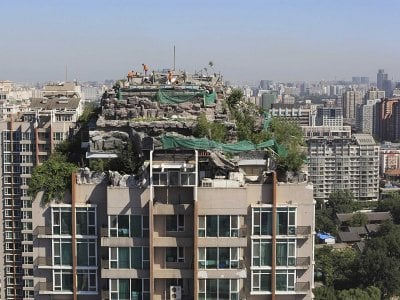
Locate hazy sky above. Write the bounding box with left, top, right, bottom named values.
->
left=2, top=0, right=400, bottom=84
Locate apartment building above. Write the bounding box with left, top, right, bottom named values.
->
left=31, top=149, right=314, bottom=300
left=308, top=134, right=379, bottom=202
left=0, top=97, right=82, bottom=300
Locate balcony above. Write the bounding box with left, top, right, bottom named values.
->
left=101, top=259, right=109, bottom=269
left=33, top=226, right=52, bottom=238
left=296, top=257, right=310, bottom=268
left=153, top=268, right=193, bottom=278
left=153, top=203, right=192, bottom=215
left=153, top=236, right=193, bottom=247
left=295, top=282, right=310, bottom=293
left=34, top=256, right=52, bottom=268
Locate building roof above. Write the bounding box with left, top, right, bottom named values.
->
left=348, top=226, right=368, bottom=235
left=30, top=97, right=81, bottom=110
left=353, top=134, right=376, bottom=145
left=338, top=231, right=361, bottom=243
left=365, top=224, right=380, bottom=233
left=336, top=211, right=391, bottom=223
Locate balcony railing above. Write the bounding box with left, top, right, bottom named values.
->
left=296, top=257, right=310, bottom=267
left=102, top=290, right=109, bottom=299
left=295, top=282, right=310, bottom=292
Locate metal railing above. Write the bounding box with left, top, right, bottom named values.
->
left=33, top=226, right=52, bottom=236
left=34, top=256, right=52, bottom=266
left=35, top=282, right=52, bottom=292
left=295, top=226, right=311, bottom=235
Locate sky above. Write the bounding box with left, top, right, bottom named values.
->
left=1, top=0, right=400, bottom=85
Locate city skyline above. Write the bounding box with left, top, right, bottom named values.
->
left=2, top=0, right=400, bottom=84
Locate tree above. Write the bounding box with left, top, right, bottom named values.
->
left=350, top=212, right=368, bottom=226
left=268, top=117, right=306, bottom=172
left=357, top=222, right=400, bottom=297
left=337, top=287, right=381, bottom=300
left=314, top=287, right=336, bottom=300
left=315, top=210, right=337, bottom=235
left=28, top=153, right=77, bottom=206
left=327, top=190, right=359, bottom=216
left=226, top=89, right=243, bottom=108
left=193, top=113, right=227, bottom=142
left=376, top=193, right=400, bottom=224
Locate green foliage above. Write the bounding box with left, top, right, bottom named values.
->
left=327, top=190, right=360, bottom=216
left=314, top=286, right=381, bottom=300
left=267, top=117, right=306, bottom=172
left=28, top=153, right=77, bottom=206
left=315, top=246, right=358, bottom=289
left=226, top=89, right=243, bottom=108
left=314, top=287, right=336, bottom=300
left=193, top=113, right=227, bottom=142
left=315, top=210, right=337, bottom=235
left=357, top=221, right=400, bottom=297
left=89, top=159, right=107, bottom=172
left=78, top=103, right=97, bottom=123
left=376, top=193, right=400, bottom=224
left=106, top=140, right=141, bottom=174
left=337, top=286, right=381, bottom=300
left=350, top=212, right=368, bottom=226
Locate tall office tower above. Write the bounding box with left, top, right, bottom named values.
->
left=382, top=79, right=393, bottom=98
left=308, top=134, right=379, bottom=202
left=342, top=89, right=362, bottom=120
left=259, top=80, right=273, bottom=90
left=0, top=97, right=82, bottom=300
left=315, top=106, right=343, bottom=127
left=374, top=98, right=400, bottom=142
left=31, top=149, right=315, bottom=299
left=357, top=99, right=380, bottom=134
left=365, top=87, right=385, bottom=102
left=377, top=69, right=388, bottom=90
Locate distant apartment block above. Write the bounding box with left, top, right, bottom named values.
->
left=374, top=98, right=400, bottom=142
left=0, top=96, right=82, bottom=300
left=308, top=134, right=379, bottom=202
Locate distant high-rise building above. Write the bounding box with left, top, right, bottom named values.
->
left=382, top=79, right=393, bottom=98
left=360, top=77, right=370, bottom=85
left=377, top=69, right=388, bottom=90
left=365, top=87, right=385, bottom=102
left=357, top=99, right=380, bottom=134
left=308, top=134, right=379, bottom=202
left=259, top=80, right=273, bottom=90
left=342, top=89, right=362, bottom=120
left=352, top=76, right=361, bottom=85
left=374, top=98, right=400, bottom=142
left=260, top=91, right=278, bottom=110
left=315, top=106, right=343, bottom=127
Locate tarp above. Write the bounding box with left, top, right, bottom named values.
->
left=161, top=135, right=287, bottom=156
left=156, top=89, right=216, bottom=106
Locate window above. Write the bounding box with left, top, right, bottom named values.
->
left=110, top=247, right=149, bottom=270
left=252, top=240, right=272, bottom=266
left=76, top=207, right=96, bottom=235
left=52, top=207, right=72, bottom=235
left=276, top=239, right=296, bottom=266
left=253, top=208, right=272, bottom=235
left=199, top=215, right=240, bottom=237
left=165, top=247, right=185, bottom=263
left=252, top=270, right=271, bottom=292
left=109, top=215, right=149, bottom=238
left=77, top=239, right=97, bottom=266
left=277, top=208, right=296, bottom=235
left=53, top=132, right=64, bottom=141
left=180, top=172, right=196, bottom=186
left=166, top=215, right=185, bottom=232
left=198, top=247, right=239, bottom=269
left=77, top=269, right=97, bottom=292
left=110, top=279, right=149, bottom=300
left=54, top=270, right=73, bottom=291
left=276, top=270, right=295, bottom=291
left=198, top=279, right=239, bottom=300
left=152, top=172, right=167, bottom=186
left=53, top=239, right=72, bottom=266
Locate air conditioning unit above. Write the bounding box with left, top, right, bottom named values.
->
left=170, top=286, right=182, bottom=300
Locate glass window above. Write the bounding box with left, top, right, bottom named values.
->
left=252, top=240, right=272, bottom=266
left=206, top=216, right=218, bottom=237
left=252, top=270, right=271, bottom=292
left=253, top=208, right=272, bottom=236
left=166, top=215, right=185, bottom=232
left=165, top=247, right=185, bottom=263
left=199, top=279, right=239, bottom=300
